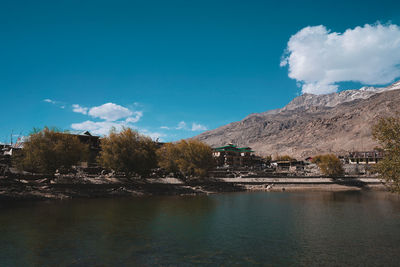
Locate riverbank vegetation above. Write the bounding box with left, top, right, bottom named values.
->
left=157, top=140, right=215, bottom=179
left=373, top=116, right=400, bottom=193
left=13, top=127, right=215, bottom=179
left=97, top=128, right=157, bottom=176
left=312, top=154, right=344, bottom=177
left=14, top=127, right=89, bottom=174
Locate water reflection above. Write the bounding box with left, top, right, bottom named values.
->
left=0, top=192, right=399, bottom=266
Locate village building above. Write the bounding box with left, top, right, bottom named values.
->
left=338, top=150, right=385, bottom=175
left=342, top=151, right=384, bottom=165
left=271, top=160, right=305, bottom=173
left=70, top=131, right=101, bottom=166
left=212, top=144, right=254, bottom=168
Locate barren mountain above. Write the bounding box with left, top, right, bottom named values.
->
left=195, top=81, right=400, bottom=158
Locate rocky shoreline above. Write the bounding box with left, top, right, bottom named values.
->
left=0, top=175, right=387, bottom=201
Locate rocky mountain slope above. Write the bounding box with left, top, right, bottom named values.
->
left=195, top=81, right=400, bottom=158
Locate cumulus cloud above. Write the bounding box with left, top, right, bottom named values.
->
left=88, top=103, right=133, bottom=121
left=70, top=102, right=144, bottom=136
left=191, top=123, right=207, bottom=131
left=72, top=104, right=88, bottom=115
left=281, top=23, right=400, bottom=94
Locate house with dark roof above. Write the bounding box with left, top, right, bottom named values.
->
left=212, top=143, right=254, bottom=168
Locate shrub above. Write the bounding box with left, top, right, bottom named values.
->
left=312, top=154, right=344, bottom=177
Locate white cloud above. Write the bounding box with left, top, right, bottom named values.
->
left=162, top=121, right=207, bottom=132
left=72, top=104, right=88, bottom=115
left=191, top=123, right=207, bottom=131
left=71, top=120, right=129, bottom=136
left=71, top=120, right=165, bottom=141
left=43, top=98, right=67, bottom=109
left=140, top=130, right=166, bottom=141
left=281, top=23, right=400, bottom=94
left=176, top=121, right=187, bottom=130
left=88, top=103, right=133, bottom=121
left=70, top=102, right=144, bottom=136
left=43, top=99, right=56, bottom=104
left=125, top=111, right=143, bottom=123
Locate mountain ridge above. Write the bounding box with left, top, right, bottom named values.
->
left=195, top=81, right=400, bottom=158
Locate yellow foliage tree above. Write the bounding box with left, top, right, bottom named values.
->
left=97, top=128, right=157, bottom=176
left=312, top=154, right=344, bottom=177
left=372, top=116, right=400, bottom=192
left=15, top=127, right=89, bottom=173
left=157, top=140, right=214, bottom=179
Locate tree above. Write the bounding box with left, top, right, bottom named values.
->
left=15, top=127, right=89, bottom=173
left=157, top=140, right=214, bottom=179
left=156, top=142, right=180, bottom=174
left=372, top=116, right=400, bottom=192
left=97, top=127, right=157, bottom=176
left=312, top=154, right=344, bottom=177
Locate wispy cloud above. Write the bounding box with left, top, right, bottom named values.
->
left=191, top=123, right=207, bottom=131
left=161, top=121, right=207, bottom=132
left=72, top=104, right=88, bottom=115
left=43, top=98, right=66, bottom=109
left=176, top=121, right=187, bottom=130
left=125, top=111, right=143, bottom=123
left=43, top=98, right=56, bottom=104
left=281, top=22, right=400, bottom=94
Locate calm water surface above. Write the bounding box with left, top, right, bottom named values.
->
left=1, top=191, right=400, bottom=266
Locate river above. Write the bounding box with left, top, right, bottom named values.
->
left=1, top=191, right=400, bottom=266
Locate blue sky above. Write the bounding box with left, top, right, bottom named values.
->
left=1, top=0, right=400, bottom=142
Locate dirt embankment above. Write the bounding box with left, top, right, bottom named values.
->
left=0, top=175, right=387, bottom=201
left=0, top=175, right=246, bottom=200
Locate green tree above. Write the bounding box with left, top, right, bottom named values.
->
left=312, top=154, right=344, bottom=177
left=372, top=116, right=400, bottom=192
left=157, top=140, right=214, bottom=179
left=97, top=127, right=157, bottom=176
left=15, top=127, right=89, bottom=173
